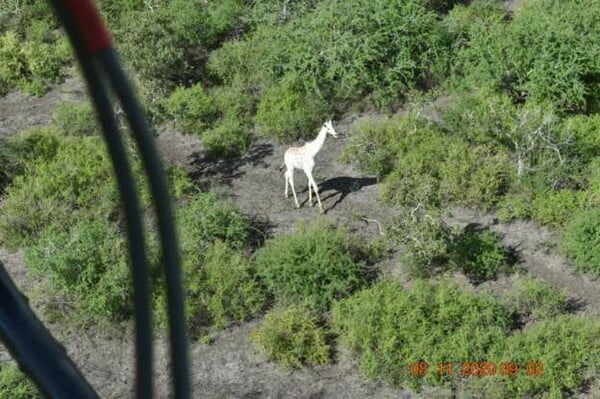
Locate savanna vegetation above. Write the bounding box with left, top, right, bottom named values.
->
left=1, top=0, right=600, bottom=397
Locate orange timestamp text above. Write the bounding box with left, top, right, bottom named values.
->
left=409, top=360, right=544, bottom=377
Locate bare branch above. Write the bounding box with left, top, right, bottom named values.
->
left=360, top=217, right=385, bottom=236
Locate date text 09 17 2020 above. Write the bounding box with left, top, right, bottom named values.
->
left=409, top=360, right=544, bottom=377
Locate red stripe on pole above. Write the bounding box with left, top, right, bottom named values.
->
left=65, top=0, right=112, bottom=54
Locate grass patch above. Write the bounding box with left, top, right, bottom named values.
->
left=251, top=305, right=330, bottom=368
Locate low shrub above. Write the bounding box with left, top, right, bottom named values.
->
left=451, top=227, right=509, bottom=283
left=332, top=279, right=513, bottom=389
left=496, top=191, right=533, bottom=223
left=162, top=84, right=219, bottom=135
left=210, top=82, right=255, bottom=120
left=52, top=102, right=100, bottom=137
left=0, top=135, right=193, bottom=250
left=251, top=305, right=330, bottom=368
left=155, top=194, right=255, bottom=335
left=559, top=114, right=600, bottom=163
left=165, top=0, right=244, bottom=47
left=283, top=0, right=451, bottom=108
left=388, top=206, right=513, bottom=282
left=387, top=206, right=453, bottom=278
left=202, top=116, right=251, bottom=157
left=468, top=316, right=600, bottom=398
left=113, top=8, right=187, bottom=114
left=176, top=193, right=249, bottom=252
left=253, top=222, right=372, bottom=311
left=454, top=0, right=600, bottom=112
left=199, top=242, right=267, bottom=330
left=25, top=219, right=133, bottom=321
left=341, top=112, right=424, bottom=179
left=0, top=25, right=70, bottom=96
left=444, top=0, right=505, bottom=42
left=560, top=208, right=600, bottom=276
left=254, top=79, right=329, bottom=142
left=503, top=276, right=569, bottom=324
left=0, top=364, right=39, bottom=399
left=437, top=140, right=511, bottom=208
left=0, top=127, right=61, bottom=194
left=0, top=137, right=118, bottom=249
left=379, top=127, right=448, bottom=207
left=529, top=189, right=586, bottom=227
left=345, top=111, right=510, bottom=208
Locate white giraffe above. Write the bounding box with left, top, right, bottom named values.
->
left=283, top=120, right=338, bottom=213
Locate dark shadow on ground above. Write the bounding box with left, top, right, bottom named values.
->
left=190, top=143, right=273, bottom=188
left=245, top=213, right=276, bottom=249
left=299, top=176, right=377, bottom=212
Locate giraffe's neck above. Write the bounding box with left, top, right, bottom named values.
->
left=306, top=126, right=327, bottom=158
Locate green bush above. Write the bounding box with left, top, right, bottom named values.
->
left=162, top=84, right=219, bottom=135
left=468, top=316, right=600, bottom=398
left=387, top=206, right=453, bottom=277
left=530, top=189, right=586, bottom=227
left=164, top=0, right=244, bottom=47
left=344, top=110, right=510, bottom=208
left=253, top=222, right=372, bottom=311
left=379, top=127, right=447, bottom=206
left=0, top=364, right=39, bottom=399
left=0, top=137, right=118, bottom=249
left=113, top=8, right=187, bottom=113
left=496, top=189, right=531, bottom=223
left=155, top=194, right=254, bottom=334
left=113, top=0, right=244, bottom=116
left=332, top=279, right=513, bottom=389
left=208, top=0, right=451, bottom=121
left=199, top=242, right=267, bottom=330
left=25, top=219, right=133, bottom=321
left=202, top=116, right=251, bottom=157
left=283, top=0, right=451, bottom=107
left=254, top=79, right=329, bottom=142
left=176, top=193, right=249, bottom=252
left=503, top=276, right=569, bottom=324
left=246, top=0, right=320, bottom=27
left=0, top=0, right=54, bottom=33
left=437, top=140, right=510, bottom=208
left=206, top=26, right=284, bottom=91
left=0, top=135, right=193, bottom=249
left=444, top=0, right=505, bottom=41
left=440, top=90, right=566, bottom=184
left=454, top=0, right=600, bottom=112
left=0, top=24, right=70, bottom=96
left=52, top=102, right=100, bottom=137
left=341, top=114, right=411, bottom=179
left=560, top=208, right=600, bottom=276
left=0, top=127, right=61, bottom=194
left=451, top=228, right=509, bottom=283
left=210, top=82, right=255, bottom=120
left=559, top=113, right=600, bottom=163
left=251, top=305, right=330, bottom=368
left=440, top=89, right=519, bottom=148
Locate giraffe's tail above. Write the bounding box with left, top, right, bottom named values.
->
left=278, top=163, right=285, bottom=171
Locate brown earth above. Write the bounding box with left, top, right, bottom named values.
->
left=1, top=74, right=599, bottom=398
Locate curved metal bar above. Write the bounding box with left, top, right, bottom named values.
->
left=0, top=262, right=99, bottom=398
left=100, top=49, right=191, bottom=399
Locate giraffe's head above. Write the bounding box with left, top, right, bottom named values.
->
left=322, top=120, right=338, bottom=139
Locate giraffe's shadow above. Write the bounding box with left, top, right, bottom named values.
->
left=300, top=176, right=377, bottom=211
left=190, top=143, right=273, bottom=187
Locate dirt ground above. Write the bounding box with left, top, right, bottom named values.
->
left=1, top=75, right=599, bottom=398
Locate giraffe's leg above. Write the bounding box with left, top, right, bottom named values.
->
left=306, top=172, right=323, bottom=213
left=285, top=170, right=289, bottom=198
left=308, top=180, right=313, bottom=206
left=289, top=171, right=300, bottom=208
